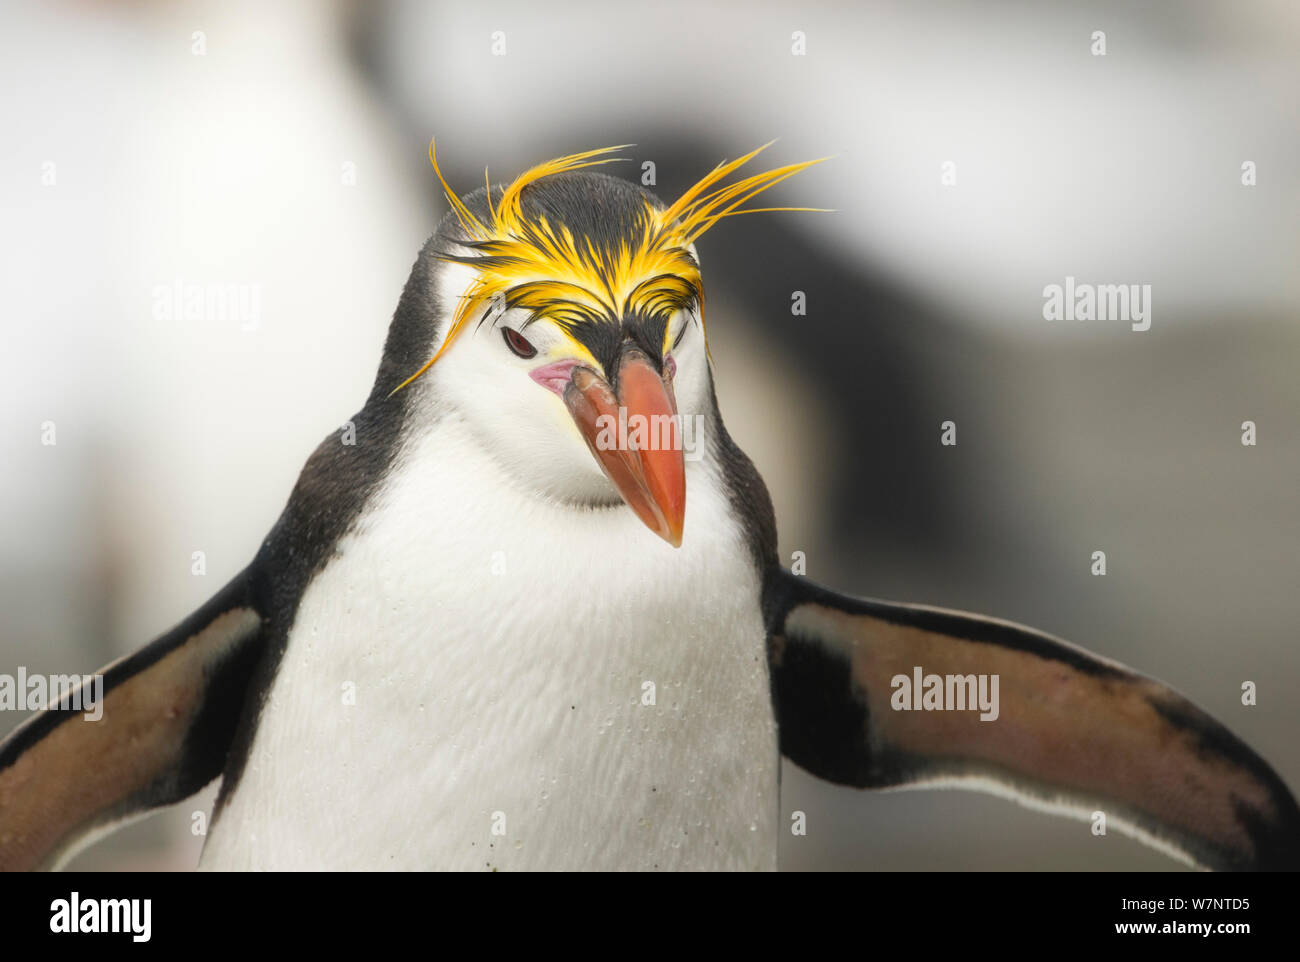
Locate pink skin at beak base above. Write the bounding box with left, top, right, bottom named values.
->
left=529, top=358, right=586, bottom=396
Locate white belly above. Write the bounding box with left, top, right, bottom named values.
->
left=200, top=418, right=778, bottom=870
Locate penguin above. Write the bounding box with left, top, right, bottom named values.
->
left=1, top=143, right=1296, bottom=871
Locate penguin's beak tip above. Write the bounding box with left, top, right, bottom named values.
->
left=657, top=519, right=685, bottom=549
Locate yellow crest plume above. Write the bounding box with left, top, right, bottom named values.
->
left=392, top=140, right=827, bottom=393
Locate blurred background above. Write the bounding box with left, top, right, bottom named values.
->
left=1, top=0, right=1296, bottom=870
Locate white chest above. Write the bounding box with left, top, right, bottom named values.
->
left=201, top=418, right=778, bottom=870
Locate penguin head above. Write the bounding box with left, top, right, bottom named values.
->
left=391, top=143, right=825, bottom=546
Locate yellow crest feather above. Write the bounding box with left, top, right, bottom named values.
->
left=391, top=140, right=827, bottom=394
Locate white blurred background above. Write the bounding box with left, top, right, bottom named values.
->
left=1, top=0, right=1296, bottom=870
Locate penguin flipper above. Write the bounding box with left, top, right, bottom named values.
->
left=767, top=571, right=1300, bottom=870
left=0, top=570, right=264, bottom=870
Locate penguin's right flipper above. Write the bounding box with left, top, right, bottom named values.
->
left=0, top=571, right=265, bottom=870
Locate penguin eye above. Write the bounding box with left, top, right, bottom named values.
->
left=502, top=327, right=537, bottom=359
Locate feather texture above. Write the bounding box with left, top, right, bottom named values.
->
left=392, top=142, right=827, bottom=393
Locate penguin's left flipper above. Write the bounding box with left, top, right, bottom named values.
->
left=767, top=571, right=1300, bottom=870
left=0, top=570, right=264, bottom=870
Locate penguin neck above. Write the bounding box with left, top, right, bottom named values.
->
left=399, top=396, right=727, bottom=518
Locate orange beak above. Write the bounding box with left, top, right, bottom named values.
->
left=562, top=347, right=686, bottom=547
